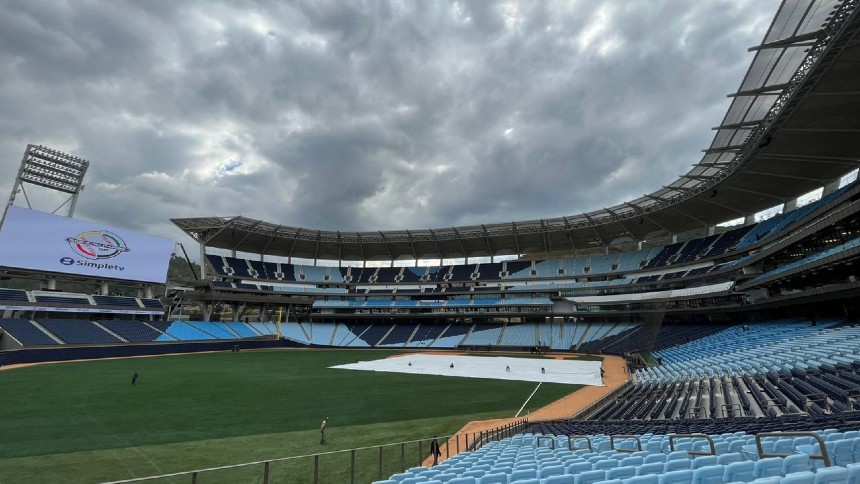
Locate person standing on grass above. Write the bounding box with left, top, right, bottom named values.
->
left=320, top=417, right=329, bottom=444
left=131, top=370, right=139, bottom=385
left=430, top=436, right=442, bottom=466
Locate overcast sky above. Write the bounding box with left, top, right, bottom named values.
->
left=0, top=0, right=780, bottom=245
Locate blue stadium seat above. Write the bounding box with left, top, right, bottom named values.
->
left=691, top=465, right=724, bottom=484
left=657, top=469, right=693, bottom=484
left=781, top=471, right=815, bottom=484
left=723, top=460, right=755, bottom=482
left=813, top=466, right=848, bottom=484
left=754, top=458, right=785, bottom=479
left=574, top=470, right=606, bottom=484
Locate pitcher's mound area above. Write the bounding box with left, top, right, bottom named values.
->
left=331, top=354, right=603, bottom=386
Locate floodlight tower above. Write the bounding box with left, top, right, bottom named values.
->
left=1, top=144, right=90, bottom=229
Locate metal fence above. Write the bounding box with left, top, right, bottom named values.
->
left=101, top=419, right=529, bottom=484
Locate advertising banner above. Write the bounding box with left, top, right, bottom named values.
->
left=0, top=206, right=174, bottom=283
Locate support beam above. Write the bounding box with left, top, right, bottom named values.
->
left=711, top=119, right=764, bottom=130
left=480, top=225, right=494, bottom=257
left=561, top=217, right=576, bottom=252
left=451, top=227, right=468, bottom=260
left=718, top=184, right=788, bottom=204
left=511, top=223, right=522, bottom=256
left=702, top=145, right=744, bottom=154
left=696, top=198, right=746, bottom=217
left=428, top=229, right=444, bottom=261
left=230, top=220, right=262, bottom=251
left=727, top=83, right=790, bottom=98
left=756, top=153, right=860, bottom=166
left=378, top=231, right=396, bottom=263
left=582, top=214, right=609, bottom=246
left=748, top=30, right=821, bottom=51
left=743, top=170, right=826, bottom=183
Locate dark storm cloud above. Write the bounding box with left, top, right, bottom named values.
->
left=0, top=0, right=778, bottom=244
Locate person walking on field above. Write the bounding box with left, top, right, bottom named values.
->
left=320, top=417, right=329, bottom=445
left=131, top=370, right=139, bottom=385
left=430, top=436, right=442, bottom=466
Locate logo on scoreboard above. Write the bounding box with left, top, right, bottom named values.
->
left=65, top=230, right=131, bottom=260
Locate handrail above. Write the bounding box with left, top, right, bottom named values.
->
left=566, top=435, right=594, bottom=452
left=687, top=406, right=705, bottom=418
left=572, top=381, right=632, bottom=420
left=610, top=435, right=642, bottom=453
left=755, top=431, right=831, bottom=467
left=669, top=434, right=716, bottom=456
left=536, top=436, right=556, bottom=450
left=721, top=403, right=742, bottom=418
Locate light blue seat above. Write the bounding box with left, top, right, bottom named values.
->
left=594, top=460, right=619, bottom=470
left=813, top=466, right=848, bottom=484
left=848, top=462, right=860, bottom=484
left=511, top=469, right=537, bottom=481
left=664, top=459, right=691, bottom=472
left=691, top=456, right=718, bottom=470
left=750, top=477, right=781, bottom=483
left=667, top=451, right=690, bottom=461
left=658, top=469, right=693, bottom=484
left=717, top=453, right=743, bottom=465
left=637, top=463, right=664, bottom=476
left=568, top=462, right=593, bottom=475
left=723, top=460, right=755, bottom=482
left=435, top=473, right=457, bottom=482
left=477, top=473, right=507, bottom=484
left=541, top=475, right=575, bottom=484
left=691, top=465, right=724, bottom=484
left=606, top=466, right=636, bottom=481
left=540, top=466, right=565, bottom=479
left=401, top=478, right=428, bottom=484
left=390, top=473, right=411, bottom=482
left=774, top=440, right=796, bottom=454
left=832, top=439, right=857, bottom=467
left=461, top=470, right=485, bottom=479
left=371, top=480, right=398, bottom=484
left=621, top=457, right=644, bottom=468
left=593, top=480, right=622, bottom=484
left=755, top=458, right=785, bottom=479
left=644, top=455, right=667, bottom=464
left=624, top=476, right=658, bottom=484
left=510, top=479, right=540, bottom=484
left=783, top=454, right=811, bottom=475
left=574, top=470, right=606, bottom=484
left=780, top=471, right=815, bottom=484
left=447, top=478, right=477, bottom=484
left=728, top=441, right=746, bottom=453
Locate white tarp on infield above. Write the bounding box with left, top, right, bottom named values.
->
left=331, top=354, right=603, bottom=386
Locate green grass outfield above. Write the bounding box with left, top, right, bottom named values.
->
left=0, top=349, right=586, bottom=484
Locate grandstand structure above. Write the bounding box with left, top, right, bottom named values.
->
left=166, top=0, right=860, bottom=347
left=2, top=1, right=860, bottom=483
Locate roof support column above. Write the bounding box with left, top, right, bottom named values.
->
left=199, top=241, right=207, bottom=280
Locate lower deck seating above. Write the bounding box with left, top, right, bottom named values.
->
left=99, top=320, right=165, bottom=342
left=37, top=319, right=122, bottom=344
left=0, top=318, right=59, bottom=345
left=374, top=418, right=860, bottom=484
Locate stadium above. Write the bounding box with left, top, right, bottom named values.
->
left=1, top=0, right=860, bottom=483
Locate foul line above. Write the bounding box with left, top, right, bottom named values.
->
left=515, top=382, right=542, bottom=417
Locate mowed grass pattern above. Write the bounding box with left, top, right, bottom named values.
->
left=0, top=349, right=581, bottom=483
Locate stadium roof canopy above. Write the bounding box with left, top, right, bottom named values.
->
left=173, top=0, right=860, bottom=262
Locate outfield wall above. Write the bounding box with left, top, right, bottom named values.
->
left=0, top=338, right=308, bottom=367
